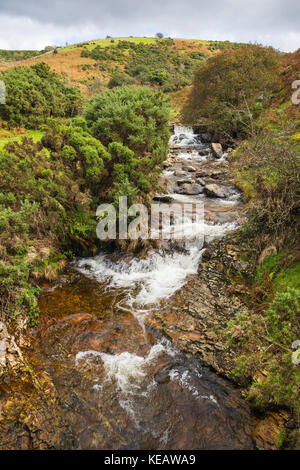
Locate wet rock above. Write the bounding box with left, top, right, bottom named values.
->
left=155, top=369, right=171, bottom=384
left=204, top=184, right=230, bottom=198
left=182, top=165, right=196, bottom=172
left=198, top=147, right=211, bottom=156
left=153, top=195, right=174, bottom=203
left=177, top=178, right=193, bottom=185
left=177, top=183, right=203, bottom=195
left=174, top=170, right=187, bottom=177
left=211, top=143, right=223, bottom=159
left=201, top=133, right=212, bottom=143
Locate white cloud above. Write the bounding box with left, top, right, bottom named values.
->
left=0, top=14, right=101, bottom=50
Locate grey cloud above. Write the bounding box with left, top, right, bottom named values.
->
left=0, top=0, right=299, bottom=51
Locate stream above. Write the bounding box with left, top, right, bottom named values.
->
left=3, top=127, right=257, bottom=449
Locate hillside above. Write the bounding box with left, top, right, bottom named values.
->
left=0, top=37, right=244, bottom=98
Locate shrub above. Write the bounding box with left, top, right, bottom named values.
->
left=85, top=86, right=171, bottom=164
left=0, top=62, right=83, bottom=128
left=107, top=72, right=134, bottom=88
left=0, top=137, right=96, bottom=322
left=234, top=126, right=300, bottom=243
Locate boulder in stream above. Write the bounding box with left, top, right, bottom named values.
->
left=211, top=143, right=223, bottom=159
left=204, top=183, right=230, bottom=198
left=174, top=169, right=187, bottom=177
left=182, top=165, right=196, bottom=172
left=178, top=183, right=203, bottom=195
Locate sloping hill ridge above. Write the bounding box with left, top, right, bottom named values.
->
left=0, top=37, right=245, bottom=97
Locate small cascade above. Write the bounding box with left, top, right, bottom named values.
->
left=170, top=125, right=204, bottom=148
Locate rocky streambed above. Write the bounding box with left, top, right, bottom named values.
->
left=0, top=126, right=287, bottom=450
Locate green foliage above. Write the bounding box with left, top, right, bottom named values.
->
left=0, top=49, right=41, bottom=62
left=85, top=86, right=171, bottom=161
left=0, top=62, right=83, bottom=128
left=84, top=86, right=171, bottom=204
left=81, top=39, right=208, bottom=91
left=266, top=288, right=300, bottom=345
left=21, top=285, right=41, bottom=326
left=183, top=45, right=280, bottom=137
left=0, top=136, right=96, bottom=321
left=42, top=117, right=110, bottom=190
left=227, top=286, right=300, bottom=416
left=107, top=72, right=135, bottom=88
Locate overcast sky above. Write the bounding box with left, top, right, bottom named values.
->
left=0, top=0, right=299, bottom=52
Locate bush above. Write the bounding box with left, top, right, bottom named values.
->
left=0, top=137, right=96, bottom=322
left=107, top=72, right=134, bottom=88
left=85, top=86, right=171, bottom=163
left=234, top=126, right=300, bottom=243
left=84, top=86, right=171, bottom=207
left=0, top=62, right=83, bottom=128
left=42, top=117, right=110, bottom=191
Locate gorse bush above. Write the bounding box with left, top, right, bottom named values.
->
left=0, top=62, right=83, bottom=128
left=0, top=137, right=96, bottom=323
left=85, top=86, right=171, bottom=162
left=85, top=86, right=171, bottom=204
left=43, top=86, right=171, bottom=204
left=42, top=117, right=110, bottom=190
left=183, top=45, right=280, bottom=138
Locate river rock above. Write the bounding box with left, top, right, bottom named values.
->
left=177, top=178, right=193, bottom=185
left=182, top=165, right=196, bottom=172
left=153, top=195, right=174, bottom=203
left=196, top=178, right=206, bottom=186
left=198, top=148, right=211, bottom=156
left=211, top=143, right=223, bottom=159
left=174, top=169, right=187, bottom=177
left=201, top=133, right=212, bottom=143
left=204, top=184, right=230, bottom=198
left=178, top=183, right=203, bottom=195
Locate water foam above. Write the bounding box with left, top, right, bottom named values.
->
left=75, top=341, right=176, bottom=422
left=75, top=221, right=236, bottom=310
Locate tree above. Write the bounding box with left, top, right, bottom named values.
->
left=156, top=32, right=164, bottom=39
left=183, top=45, right=280, bottom=138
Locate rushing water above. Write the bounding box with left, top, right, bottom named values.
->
left=26, top=127, right=255, bottom=449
